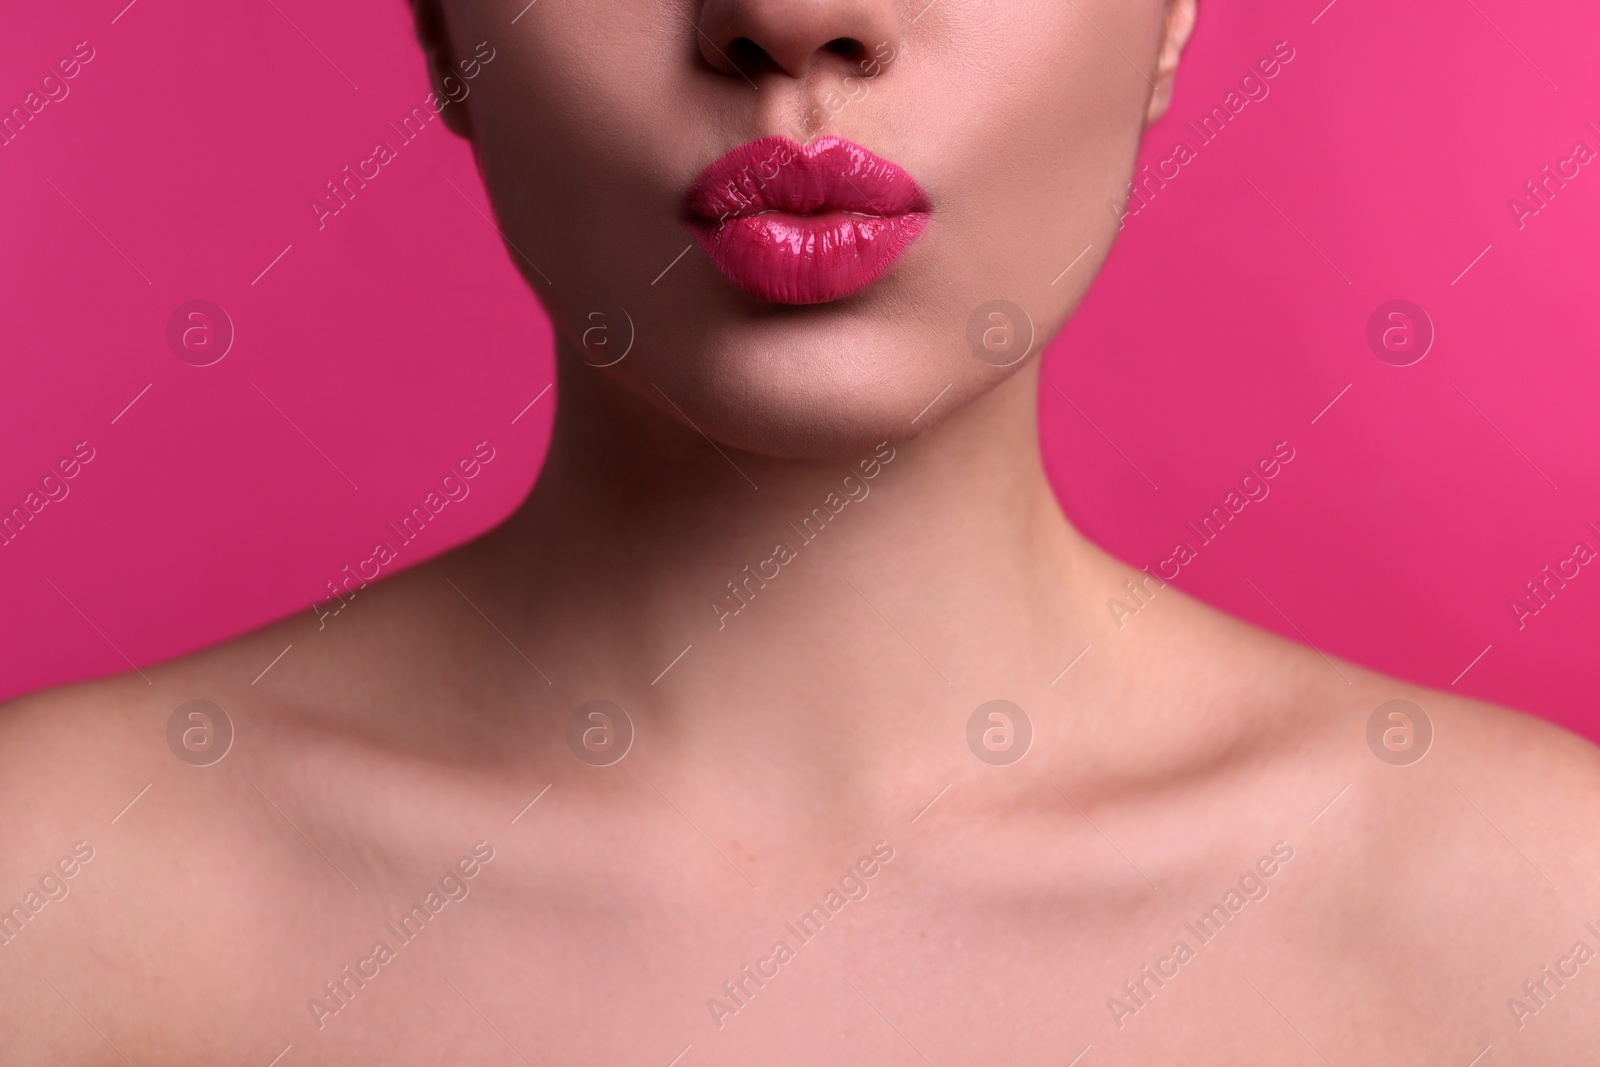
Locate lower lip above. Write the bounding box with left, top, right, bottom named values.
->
left=685, top=138, right=930, bottom=305
left=687, top=211, right=928, bottom=305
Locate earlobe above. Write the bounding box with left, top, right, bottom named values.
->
left=1145, top=0, right=1198, bottom=126
left=410, top=0, right=475, bottom=138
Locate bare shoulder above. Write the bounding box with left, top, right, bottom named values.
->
left=1221, top=606, right=1600, bottom=889
left=0, top=558, right=454, bottom=876
left=1351, top=677, right=1600, bottom=919
left=1308, top=657, right=1600, bottom=882
left=0, top=665, right=194, bottom=866
left=0, top=619, right=283, bottom=868
left=0, top=608, right=300, bottom=816
left=0, top=558, right=527, bottom=1061
left=1229, top=620, right=1600, bottom=1054
left=0, top=615, right=320, bottom=1057
left=1425, top=683, right=1600, bottom=833
left=1176, top=589, right=1600, bottom=839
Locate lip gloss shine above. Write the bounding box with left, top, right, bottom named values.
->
left=684, top=135, right=931, bottom=304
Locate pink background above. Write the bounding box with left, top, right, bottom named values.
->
left=3, top=0, right=1597, bottom=737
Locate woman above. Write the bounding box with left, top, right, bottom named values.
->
left=4, top=0, right=1598, bottom=1062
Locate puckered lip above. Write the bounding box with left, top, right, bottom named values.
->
left=681, top=136, right=931, bottom=304
left=684, top=135, right=931, bottom=222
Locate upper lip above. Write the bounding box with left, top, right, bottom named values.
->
left=685, top=135, right=931, bottom=223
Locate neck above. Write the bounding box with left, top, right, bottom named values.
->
left=465, top=344, right=1131, bottom=804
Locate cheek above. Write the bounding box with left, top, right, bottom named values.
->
left=468, top=7, right=723, bottom=340
left=921, top=0, right=1160, bottom=317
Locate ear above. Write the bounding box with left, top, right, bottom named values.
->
left=1146, top=0, right=1197, bottom=126
left=410, top=0, right=474, bottom=138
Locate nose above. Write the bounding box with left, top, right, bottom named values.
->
left=694, top=0, right=902, bottom=81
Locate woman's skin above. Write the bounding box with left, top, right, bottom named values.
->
left=4, top=0, right=1600, bottom=1063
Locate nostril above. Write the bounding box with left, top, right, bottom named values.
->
left=823, top=37, right=866, bottom=62
left=726, top=36, right=774, bottom=72
left=692, top=0, right=903, bottom=82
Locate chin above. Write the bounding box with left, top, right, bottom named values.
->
left=593, top=280, right=988, bottom=458
left=633, top=334, right=957, bottom=460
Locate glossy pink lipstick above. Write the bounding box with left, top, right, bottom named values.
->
left=684, top=136, right=930, bottom=305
